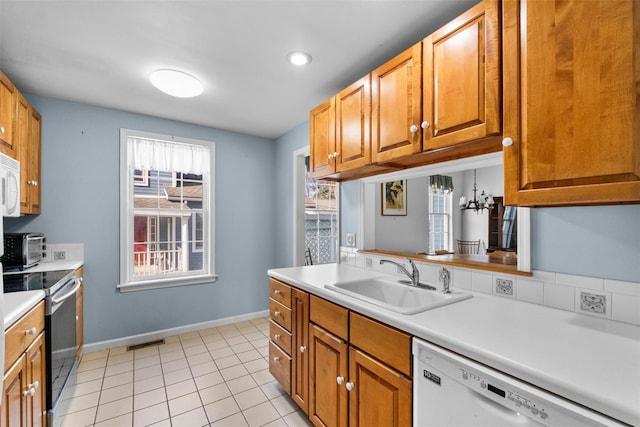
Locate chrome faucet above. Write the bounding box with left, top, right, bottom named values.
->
left=380, top=258, right=420, bottom=287
left=440, top=267, right=451, bottom=294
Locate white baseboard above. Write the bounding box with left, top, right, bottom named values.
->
left=81, top=310, right=269, bottom=354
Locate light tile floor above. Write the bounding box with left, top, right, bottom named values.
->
left=57, top=317, right=313, bottom=427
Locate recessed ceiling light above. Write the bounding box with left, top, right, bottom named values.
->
left=149, top=69, right=203, bottom=98
left=287, top=51, right=312, bottom=66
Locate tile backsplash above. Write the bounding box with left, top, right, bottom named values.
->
left=340, top=247, right=640, bottom=326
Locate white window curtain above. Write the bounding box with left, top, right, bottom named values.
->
left=127, top=137, right=210, bottom=174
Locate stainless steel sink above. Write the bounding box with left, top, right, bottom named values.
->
left=325, top=277, right=472, bottom=315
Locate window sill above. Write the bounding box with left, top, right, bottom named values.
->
left=358, top=249, right=532, bottom=277
left=117, top=274, right=218, bottom=292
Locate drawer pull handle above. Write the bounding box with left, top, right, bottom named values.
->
left=336, top=376, right=344, bottom=385
left=25, top=327, right=37, bottom=336
left=274, top=311, right=280, bottom=317
left=346, top=382, right=354, bottom=391
left=274, top=334, right=281, bottom=340
left=274, top=289, right=281, bottom=295
left=273, top=356, right=280, bottom=362
left=299, top=346, right=306, bottom=353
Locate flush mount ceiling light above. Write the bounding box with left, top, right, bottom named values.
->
left=149, top=69, right=203, bottom=98
left=287, top=51, right=312, bottom=66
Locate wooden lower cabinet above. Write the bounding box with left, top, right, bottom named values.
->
left=348, top=347, right=412, bottom=427
left=291, top=289, right=309, bottom=414
left=309, top=324, right=348, bottom=427
left=2, top=332, right=46, bottom=427
left=272, top=287, right=413, bottom=427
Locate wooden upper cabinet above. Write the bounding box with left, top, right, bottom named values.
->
left=310, top=97, right=336, bottom=178
left=0, top=72, right=16, bottom=157
left=503, top=0, right=640, bottom=206
left=22, top=107, right=41, bottom=214
left=423, top=0, right=501, bottom=151
left=335, top=75, right=371, bottom=173
left=371, top=43, right=422, bottom=163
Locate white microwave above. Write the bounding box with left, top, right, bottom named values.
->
left=0, top=153, right=20, bottom=217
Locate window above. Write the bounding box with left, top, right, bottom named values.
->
left=428, top=176, right=453, bottom=253
left=304, top=156, right=338, bottom=265
left=119, top=129, right=216, bottom=292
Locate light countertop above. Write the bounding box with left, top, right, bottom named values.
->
left=3, top=290, right=45, bottom=329
left=268, top=263, right=640, bottom=426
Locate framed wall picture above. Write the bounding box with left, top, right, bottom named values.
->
left=382, top=180, right=407, bottom=216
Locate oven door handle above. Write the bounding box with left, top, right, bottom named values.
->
left=51, top=278, right=81, bottom=305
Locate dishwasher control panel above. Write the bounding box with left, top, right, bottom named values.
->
left=456, top=367, right=551, bottom=423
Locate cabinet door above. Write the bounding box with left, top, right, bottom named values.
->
left=310, top=98, right=336, bottom=178
left=0, top=72, right=16, bottom=156
left=335, top=75, right=371, bottom=172
left=371, top=43, right=422, bottom=163
left=24, top=107, right=41, bottom=214
left=15, top=93, right=29, bottom=212
left=291, top=288, right=309, bottom=414
left=503, top=0, right=640, bottom=206
left=308, top=324, right=348, bottom=427
left=1, top=355, right=27, bottom=427
left=423, top=0, right=500, bottom=150
left=348, top=347, right=412, bottom=427
left=25, top=333, right=46, bottom=427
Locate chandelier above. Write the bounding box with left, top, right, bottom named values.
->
left=459, top=169, right=495, bottom=212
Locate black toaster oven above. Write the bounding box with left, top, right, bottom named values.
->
left=1, top=232, right=46, bottom=270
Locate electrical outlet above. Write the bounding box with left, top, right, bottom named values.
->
left=579, top=292, right=607, bottom=315
left=346, top=232, right=356, bottom=247
left=495, top=279, right=513, bottom=296
left=53, top=250, right=66, bottom=261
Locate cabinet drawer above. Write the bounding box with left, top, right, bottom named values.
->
left=4, top=301, right=45, bottom=370
left=310, top=295, right=348, bottom=341
left=269, top=320, right=292, bottom=355
left=270, top=299, right=292, bottom=332
left=349, top=312, right=412, bottom=377
left=269, top=341, right=291, bottom=395
left=269, top=278, right=292, bottom=308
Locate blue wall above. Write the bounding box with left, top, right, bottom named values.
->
left=273, top=121, right=309, bottom=269
left=7, top=95, right=277, bottom=344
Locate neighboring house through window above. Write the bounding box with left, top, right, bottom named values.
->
left=119, top=129, right=216, bottom=292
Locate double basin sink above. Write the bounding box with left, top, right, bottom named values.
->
left=325, top=277, right=472, bottom=315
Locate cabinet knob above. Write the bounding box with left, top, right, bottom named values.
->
left=410, top=125, right=419, bottom=133
left=502, top=137, right=514, bottom=147
left=336, top=376, right=344, bottom=385
left=274, top=334, right=281, bottom=340
left=28, top=381, right=39, bottom=390
left=421, top=121, right=430, bottom=129
left=328, top=153, right=334, bottom=159
left=0, top=126, right=4, bottom=134
left=25, top=327, right=37, bottom=336
left=333, top=151, right=339, bottom=158
left=274, top=289, right=281, bottom=295
left=274, top=311, right=280, bottom=317
left=346, top=382, right=354, bottom=391
left=23, top=387, right=36, bottom=397
left=299, top=346, right=306, bottom=353
left=273, top=356, right=280, bottom=362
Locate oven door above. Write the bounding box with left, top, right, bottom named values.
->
left=46, top=277, right=81, bottom=420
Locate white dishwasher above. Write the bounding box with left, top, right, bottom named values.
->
left=412, top=338, right=625, bottom=426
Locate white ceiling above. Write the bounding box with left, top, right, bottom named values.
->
left=0, top=0, right=478, bottom=139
